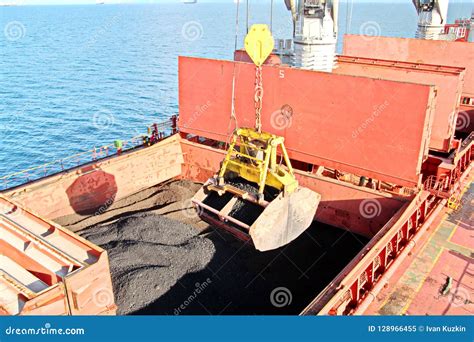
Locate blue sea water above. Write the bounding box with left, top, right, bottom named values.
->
left=0, top=1, right=472, bottom=181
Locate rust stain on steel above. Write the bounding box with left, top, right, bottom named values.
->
left=178, top=56, right=435, bottom=187
left=66, top=168, right=118, bottom=216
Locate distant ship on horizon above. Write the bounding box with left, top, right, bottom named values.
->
left=96, top=0, right=125, bottom=4
left=0, top=1, right=20, bottom=6
left=182, top=0, right=197, bottom=4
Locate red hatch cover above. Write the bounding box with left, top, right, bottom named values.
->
left=178, top=56, right=435, bottom=187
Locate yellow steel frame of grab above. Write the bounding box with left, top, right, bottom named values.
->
left=218, top=128, right=298, bottom=196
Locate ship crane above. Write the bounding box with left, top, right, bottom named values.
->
left=192, top=25, right=320, bottom=252
left=412, top=0, right=449, bottom=39
left=284, top=0, right=339, bottom=72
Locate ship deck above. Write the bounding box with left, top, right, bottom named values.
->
left=365, top=177, right=473, bottom=315
left=3, top=135, right=472, bottom=315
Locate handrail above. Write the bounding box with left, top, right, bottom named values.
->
left=0, top=117, right=177, bottom=191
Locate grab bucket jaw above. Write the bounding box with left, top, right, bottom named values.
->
left=192, top=180, right=320, bottom=251
left=249, top=186, right=320, bottom=251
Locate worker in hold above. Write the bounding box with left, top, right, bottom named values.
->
left=366, top=178, right=376, bottom=190
left=114, top=140, right=123, bottom=155
left=359, top=176, right=368, bottom=187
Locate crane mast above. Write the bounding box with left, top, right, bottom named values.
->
left=284, top=0, right=339, bottom=72
left=413, top=0, right=449, bottom=39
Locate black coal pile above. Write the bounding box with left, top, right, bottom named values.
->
left=80, top=213, right=215, bottom=315
left=129, top=219, right=368, bottom=315
left=79, top=182, right=368, bottom=316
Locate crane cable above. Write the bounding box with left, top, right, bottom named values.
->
left=255, top=65, right=263, bottom=133
left=345, top=0, right=354, bottom=36
left=226, top=0, right=241, bottom=143
left=254, top=0, right=275, bottom=133
left=246, top=0, right=250, bottom=33
left=270, top=0, right=274, bottom=32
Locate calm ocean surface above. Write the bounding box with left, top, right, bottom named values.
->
left=0, top=2, right=472, bottom=180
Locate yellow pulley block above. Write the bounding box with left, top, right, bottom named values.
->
left=244, top=24, right=274, bottom=67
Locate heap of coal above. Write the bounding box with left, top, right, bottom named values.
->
left=81, top=208, right=368, bottom=315
left=80, top=214, right=215, bottom=314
